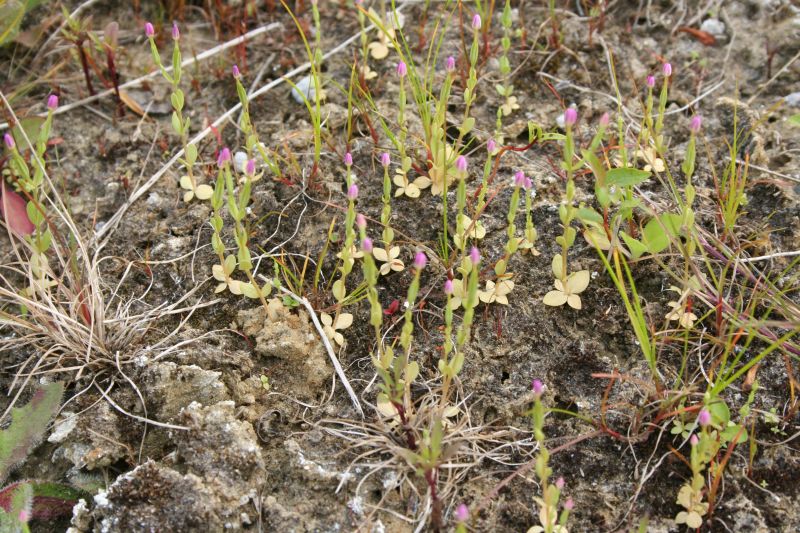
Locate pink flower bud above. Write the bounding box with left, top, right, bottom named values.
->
left=47, top=94, right=59, bottom=110
left=4, top=133, right=15, bottom=149
left=18, top=509, right=29, bottom=523
left=232, top=65, right=241, bottom=79
left=454, top=503, right=469, bottom=523
left=413, top=251, right=427, bottom=270
left=697, top=409, right=711, bottom=427
left=690, top=434, right=699, bottom=446
left=486, top=138, right=496, bottom=153
left=356, top=213, right=366, bottom=229
left=444, top=279, right=454, bottom=295
left=469, top=246, right=480, bottom=265
left=564, top=498, right=574, bottom=511
left=663, top=62, right=672, bottom=77
left=381, top=152, right=391, bottom=167
left=446, top=56, right=456, bottom=72
left=396, top=61, right=407, bottom=78
left=472, top=14, right=482, bottom=30
left=171, top=22, right=180, bottom=40
left=555, top=477, right=565, bottom=490
left=362, top=237, right=373, bottom=253
left=646, top=75, right=655, bottom=88
left=144, top=22, right=155, bottom=38
left=599, top=112, right=610, bottom=126
left=514, top=170, right=526, bottom=188
left=532, top=379, right=544, bottom=396
left=347, top=184, right=359, bottom=200
left=344, top=152, right=353, bottom=166
left=564, top=107, right=578, bottom=127
left=524, top=177, right=532, bottom=190
left=245, top=159, right=256, bottom=176
left=217, top=147, right=231, bottom=167
left=690, top=115, right=703, bottom=134
left=456, top=155, right=468, bottom=173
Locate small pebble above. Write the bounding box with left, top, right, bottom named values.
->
left=291, top=75, right=318, bottom=105
left=700, top=18, right=726, bottom=40
left=784, top=92, right=800, bottom=107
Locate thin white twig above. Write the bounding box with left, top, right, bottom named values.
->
left=739, top=250, right=800, bottom=263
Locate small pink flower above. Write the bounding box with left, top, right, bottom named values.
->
left=486, top=138, right=496, bottom=153
left=171, top=22, right=180, bottom=40
left=454, top=503, right=469, bottom=523
left=362, top=237, right=373, bottom=253
left=697, top=409, right=711, bottom=427
left=381, top=152, right=391, bottom=167
left=396, top=61, right=407, bottom=78
left=232, top=65, right=241, bottom=79
left=523, top=177, right=532, bottom=190
left=217, top=147, right=231, bottom=167
left=564, top=498, right=574, bottom=511
left=413, top=251, right=427, bottom=270
left=3, top=133, right=15, bottom=149
left=356, top=213, right=367, bottom=229
left=646, top=75, right=655, bottom=88
left=690, top=115, right=703, bottom=134
left=18, top=509, right=30, bottom=523
left=564, top=108, right=578, bottom=127
left=446, top=56, right=456, bottom=72
left=344, top=152, right=353, bottom=166
left=347, top=184, right=359, bottom=200
left=47, top=94, right=59, bottom=110
left=245, top=159, right=256, bottom=176
left=472, top=14, right=482, bottom=30
left=144, top=22, right=155, bottom=38
left=690, top=434, right=699, bottom=446
left=555, top=477, right=565, bottom=490
left=469, top=246, right=480, bottom=265
left=456, top=155, right=468, bottom=173
left=599, top=112, right=610, bottom=126
left=663, top=62, right=672, bottom=77
left=444, top=279, right=454, bottom=295
left=532, top=379, right=544, bottom=396
left=514, top=170, right=526, bottom=188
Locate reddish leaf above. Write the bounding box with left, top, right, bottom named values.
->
left=0, top=180, right=34, bottom=236
left=677, top=27, right=716, bottom=46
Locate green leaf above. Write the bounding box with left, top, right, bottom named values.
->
left=642, top=213, right=682, bottom=254
left=620, top=231, right=649, bottom=259
left=460, top=117, right=475, bottom=136
left=606, top=167, right=651, bottom=188
left=0, top=382, right=64, bottom=483
left=788, top=113, right=800, bottom=126
left=577, top=207, right=603, bottom=226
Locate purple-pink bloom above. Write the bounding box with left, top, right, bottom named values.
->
left=663, top=62, right=672, bottom=77
left=454, top=503, right=469, bottom=523
left=532, top=379, right=544, bottom=396
left=456, top=155, right=468, bottom=173
left=444, top=279, right=454, bottom=295
left=514, top=170, right=526, bottom=188
left=356, top=213, right=367, bottom=229
left=4, top=133, right=15, bottom=149
left=362, top=237, right=373, bottom=253
left=555, top=477, right=565, bottom=490
left=564, top=498, right=574, bottom=511
left=217, top=147, right=231, bottom=167
left=245, top=159, right=256, bottom=176
left=690, top=115, right=703, bottom=134
left=171, top=22, right=180, bottom=40
left=486, top=138, right=496, bottom=153
left=564, top=108, right=578, bottom=127
left=469, top=246, right=480, bottom=265
left=523, top=177, right=532, bottom=190
left=690, top=434, right=699, bottom=446
left=413, top=251, right=427, bottom=270
left=646, top=75, right=655, bottom=88
left=599, top=112, right=610, bottom=127
left=347, top=184, right=359, bottom=200
left=446, top=56, right=456, bottom=72
left=697, top=409, right=711, bottom=427
left=472, top=14, right=482, bottom=30
left=396, top=61, right=407, bottom=78
left=144, top=22, right=155, bottom=38
left=381, top=152, right=391, bottom=167
left=232, top=65, right=241, bottom=79
left=47, top=94, right=59, bottom=110
left=344, top=152, right=353, bottom=166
